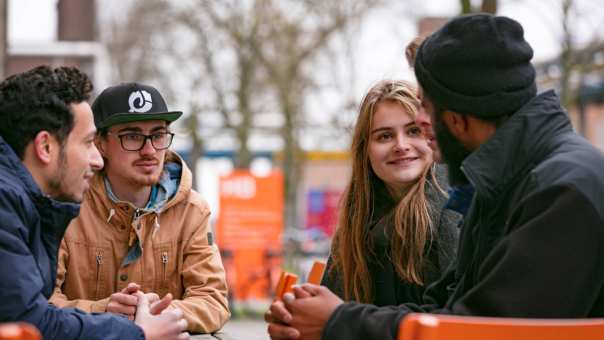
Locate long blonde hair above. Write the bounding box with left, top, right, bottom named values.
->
left=330, top=80, right=434, bottom=303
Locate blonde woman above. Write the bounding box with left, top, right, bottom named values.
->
left=322, top=80, right=461, bottom=306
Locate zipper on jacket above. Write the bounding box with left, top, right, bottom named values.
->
left=133, top=208, right=143, bottom=231
left=161, top=251, right=168, bottom=287
left=95, top=252, right=103, bottom=299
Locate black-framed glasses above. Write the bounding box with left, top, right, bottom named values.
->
left=108, top=132, right=174, bottom=151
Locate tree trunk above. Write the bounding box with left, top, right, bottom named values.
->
left=189, top=135, right=203, bottom=191
left=480, top=0, right=498, bottom=14
left=234, top=48, right=254, bottom=169
left=282, top=96, right=300, bottom=230
left=185, top=108, right=204, bottom=191
left=0, top=0, right=7, bottom=80
left=460, top=0, right=497, bottom=14
left=559, top=0, right=573, bottom=110
left=460, top=0, right=472, bottom=14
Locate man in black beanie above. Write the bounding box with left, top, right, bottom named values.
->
left=265, top=13, right=604, bottom=340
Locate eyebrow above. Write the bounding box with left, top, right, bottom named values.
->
left=85, top=130, right=97, bottom=140
left=370, top=121, right=417, bottom=135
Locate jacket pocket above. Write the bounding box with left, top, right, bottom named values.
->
left=86, top=245, right=110, bottom=300
left=153, top=242, right=176, bottom=297
left=95, top=250, right=103, bottom=299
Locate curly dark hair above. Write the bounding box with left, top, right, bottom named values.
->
left=0, top=65, right=93, bottom=159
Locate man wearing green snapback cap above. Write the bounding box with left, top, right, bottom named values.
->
left=50, top=83, right=230, bottom=334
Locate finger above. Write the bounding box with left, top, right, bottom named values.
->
left=282, top=292, right=304, bottom=315
left=135, top=291, right=150, bottom=316
left=150, top=293, right=173, bottom=315
left=298, top=283, right=324, bottom=296
left=269, top=299, right=292, bottom=324
left=170, top=307, right=184, bottom=320
left=177, top=317, right=188, bottom=332
left=146, top=292, right=160, bottom=303
left=122, top=282, right=141, bottom=294
left=107, top=302, right=137, bottom=315
left=292, top=285, right=312, bottom=299
left=178, top=332, right=190, bottom=340
left=111, top=292, right=139, bottom=306
left=267, top=322, right=300, bottom=339
left=264, top=310, right=274, bottom=323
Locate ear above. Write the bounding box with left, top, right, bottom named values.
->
left=441, top=111, right=469, bottom=139
left=31, top=131, right=55, bottom=165
left=94, top=135, right=106, bottom=156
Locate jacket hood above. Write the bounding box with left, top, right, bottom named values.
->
left=462, top=90, right=573, bottom=199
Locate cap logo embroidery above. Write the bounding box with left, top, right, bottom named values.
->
left=128, top=90, right=153, bottom=113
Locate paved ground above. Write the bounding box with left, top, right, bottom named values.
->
left=191, top=319, right=269, bottom=340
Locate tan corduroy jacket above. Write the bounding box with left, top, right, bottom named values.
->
left=49, top=153, right=230, bottom=333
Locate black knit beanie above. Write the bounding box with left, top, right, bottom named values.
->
left=414, top=14, right=537, bottom=118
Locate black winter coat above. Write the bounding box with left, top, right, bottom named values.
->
left=321, top=170, right=461, bottom=306
left=322, top=91, right=604, bottom=340
left=0, top=136, right=143, bottom=339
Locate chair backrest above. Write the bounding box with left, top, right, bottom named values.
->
left=274, top=271, right=298, bottom=299
left=399, top=313, right=604, bottom=340
left=307, top=261, right=326, bottom=285
left=0, top=323, right=41, bottom=340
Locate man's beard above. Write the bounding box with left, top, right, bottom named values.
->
left=128, top=156, right=163, bottom=187
left=128, top=171, right=162, bottom=187
left=434, top=116, right=471, bottom=187
left=48, top=146, right=76, bottom=202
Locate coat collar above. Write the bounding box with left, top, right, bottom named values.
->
left=0, top=136, right=80, bottom=239
left=461, top=90, right=573, bottom=200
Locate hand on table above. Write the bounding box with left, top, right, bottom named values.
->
left=266, top=284, right=343, bottom=340
left=107, top=282, right=171, bottom=319
left=135, top=291, right=189, bottom=340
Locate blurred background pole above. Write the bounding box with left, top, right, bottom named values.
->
left=0, top=0, right=7, bottom=80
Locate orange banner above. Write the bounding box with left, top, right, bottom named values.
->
left=216, top=170, right=284, bottom=300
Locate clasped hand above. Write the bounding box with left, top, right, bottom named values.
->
left=107, top=282, right=167, bottom=319
left=107, top=282, right=189, bottom=340
left=265, top=284, right=344, bottom=340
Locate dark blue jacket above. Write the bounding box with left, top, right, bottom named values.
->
left=323, top=91, right=604, bottom=340
left=0, top=136, right=144, bottom=340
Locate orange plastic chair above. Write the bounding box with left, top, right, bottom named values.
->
left=307, top=261, right=326, bottom=285
left=0, top=323, right=41, bottom=340
left=273, top=261, right=326, bottom=299
left=399, top=313, right=604, bottom=340
left=274, top=271, right=298, bottom=299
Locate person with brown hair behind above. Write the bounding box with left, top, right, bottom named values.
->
left=320, top=80, right=460, bottom=306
